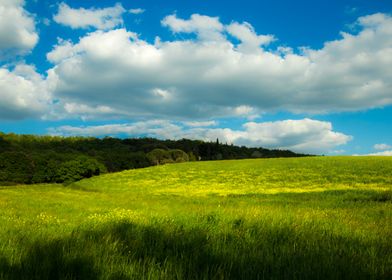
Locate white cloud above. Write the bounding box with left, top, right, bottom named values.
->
left=53, top=2, right=125, bottom=30
left=129, top=8, right=145, bottom=15
left=374, top=143, right=391, bottom=150
left=329, top=149, right=345, bottom=154
left=183, top=121, right=218, bottom=127
left=366, top=150, right=392, bottom=156
left=42, top=13, right=392, bottom=121
left=0, top=64, right=51, bottom=119
left=226, top=21, right=275, bottom=53
left=162, top=14, right=225, bottom=41
left=49, top=118, right=351, bottom=154
left=63, top=103, right=120, bottom=120
left=0, top=0, right=38, bottom=59
left=233, top=105, right=260, bottom=120
left=236, top=119, right=351, bottom=152
left=49, top=120, right=183, bottom=140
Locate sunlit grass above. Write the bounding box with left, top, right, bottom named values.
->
left=0, top=156, right=391, bottom=279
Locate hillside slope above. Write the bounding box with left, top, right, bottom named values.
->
left=0, top=157, right=391, bottom=279
left=0, top=132, right=308, bottom=185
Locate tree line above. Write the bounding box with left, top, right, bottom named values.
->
left=0, top=132, right=309, bottom=185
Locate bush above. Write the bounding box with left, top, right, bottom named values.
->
left=100, top=151, right=150, bottom=172
left=147, top=149, right=190, bottom=165
left=54, top=156, right=107, bottom=184
left=0, top=152, right=34, bottom=184
left=251, top=150, right=263, bottom=158
left=147, top=149, right=173, bottom=165
left=169, top=149, right=189, bottom=163
left=31, top=159, right=59, bottom=184
left=187, top=152, right=197, bottom=161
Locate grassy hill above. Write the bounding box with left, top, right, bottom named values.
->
left=0, top=157, right=391, bottom=279
left=0, top=132, right=307, bottom=185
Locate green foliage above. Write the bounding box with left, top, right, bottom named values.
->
left=169, top=149, right=189, bottom=162
left=54, top=156, right=107, bottom=184
left=0, top=151, right=34, bottom=184
left=98, top=151, right=150, bottom=172
left=147, top=149, right=190, bottom=165
left=0, top=132, right=308, bottom=184
left=30, top=156, right=59, bottom=184
left=251, top=150, right=263, bottom=158
left=147, top=149, right=172, bottom=165
left=187, top=151, right=197, bottom=161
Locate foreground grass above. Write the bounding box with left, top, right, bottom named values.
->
left=0, top=156, right=391, bottom=279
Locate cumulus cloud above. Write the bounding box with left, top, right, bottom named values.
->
left=329, top=149, right=345, bottom=154
left=0, top=64, right=51, bottom=120
left=63, top=103, right=121, bottom=120
left=235, top=119, right=352, bottom=152
left=183, top=121, right=218, bottom=127
left=0, top=0, right=38, bottom=59
left=226, top=21, right=275, bottom=53
left=366, top=150, right=392, bottom=156
left=43, top=13, right=392, bottom=121
left=49, top=120, right=183, bottom=140
left=53, top=2, right=125, bottom=30
left=162, top=14, right=225, bottom=41
left=49, top=118, right=351, bottom=154
left=374, top=143, right=391, bottom=150
left=129, top=8, right=145, bottom=15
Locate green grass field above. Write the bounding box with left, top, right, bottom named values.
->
left=0, top=156, right=391, bottom=279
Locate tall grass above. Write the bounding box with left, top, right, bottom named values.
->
left=0, top=156, right=391, bottom=279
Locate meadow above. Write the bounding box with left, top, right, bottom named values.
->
left=0, top=156, right=391, bottom=279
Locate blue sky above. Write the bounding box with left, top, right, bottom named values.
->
left=0, top=0, right=391, bottom=155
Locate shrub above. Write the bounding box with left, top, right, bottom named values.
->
left=147, top=149, right=173, bottom=165
left=169, top=149, right=189, bottom=163
left=147, top=149, right=190, bottom=165
left=54, top=156, right=107, bottom=184
left=0, top=152, right=34, bottom=184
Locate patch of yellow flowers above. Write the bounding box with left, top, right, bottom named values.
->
left=87, top=208, right=144, bottom=225
left=37, top=212, right=61, bottom=225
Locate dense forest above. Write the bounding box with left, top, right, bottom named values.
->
left=0, top=132, right=309, bottom=185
